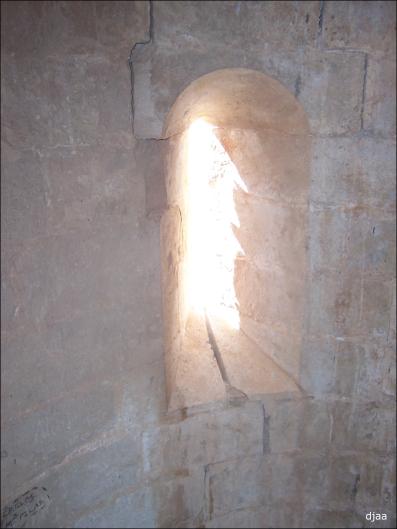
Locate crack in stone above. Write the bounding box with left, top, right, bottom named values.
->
left=204, top=312, right=248, bottom=404
left=318, top=0, right=325, bottom=39
left=360, top=53, right=369, bottom=130
left=204, top=311, right=230, bottom=385
left=351, top=473, right=361, bottom=500
left=294, top=73, right=302, bottom=98
left=128, top=0, right=154, bottom=136
left=262, top=405, right=271, bottom=454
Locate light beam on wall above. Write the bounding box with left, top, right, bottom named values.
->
left=185, top=119, right=248, bottom=330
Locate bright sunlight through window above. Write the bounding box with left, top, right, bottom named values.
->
left=185, top=119, right=248, bottom=330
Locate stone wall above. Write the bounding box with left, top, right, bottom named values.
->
left=1, top=1, right=395, bottom=528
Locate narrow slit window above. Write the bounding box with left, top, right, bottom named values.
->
left=161, top=69, right=311, bottom=411
left=185, top=119, right=248, bottom=330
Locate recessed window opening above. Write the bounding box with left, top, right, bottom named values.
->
left=185, top=119, right=248, bottom=331
left=161, top=68, right=311, bottom=411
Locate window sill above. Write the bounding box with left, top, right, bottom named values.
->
left=167, top=312, right=302, bottom=412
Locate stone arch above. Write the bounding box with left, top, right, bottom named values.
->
left=160, top=68, right=311, bottom=411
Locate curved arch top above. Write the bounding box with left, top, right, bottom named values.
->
left=163, top=68, right=310, bottom=138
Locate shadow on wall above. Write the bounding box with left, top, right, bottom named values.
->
left=160, top=68, right=312, bottom=412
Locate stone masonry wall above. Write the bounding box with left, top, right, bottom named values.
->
left=1, top=2, right=395, bottom=528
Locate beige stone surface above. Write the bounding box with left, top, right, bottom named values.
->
left=310, top=136, right=396, bottom=209
left=215, top=128, right=310, bottom=206
left=297, top=49, right=366, bottom=135
left=323, top=0, right=396, bottom=56
left=239, top=314, right=302, bottom=382
left=142, top=402, right=263, bottom=480
left=209, top=317, right=301, bottom=397
left=154, top=1, right=320, bottom=53
left=364, top=56, right=396, bottom=138
left=1, top=1, right=395, bottom=527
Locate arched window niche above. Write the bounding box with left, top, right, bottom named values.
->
left=160, top=68, right=311, bottom=412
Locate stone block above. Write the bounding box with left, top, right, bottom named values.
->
left=360, top=214, right=395, bottom=280
left=261, top=47, right=365, bottom=135
left=41, top=145, right=143, bottom=236
left=258, top=47, right=302, bottom=99
left=333, top=341, right=361, bottom=398
left=73, top=487, right=156, bottom=528
left=382, top=345, right=396, bottom=397
left=22, top=430, right=143, bottom=528
left=308, top=207, right=352, bottom=272
left=269, top=454, right=300, bottom=504
left=328, top=453, right=386, bottom=519
left=300, top=336, right=337, bottom=396
left=1, top=326, right=75, bottom=419
left=310, top=137, right=396, bottom=209
left=2, top=237, right=58, bottom=332
left=263, top=396, right=304, bottom=453
left=306, top=268, right=391, bottom=341
left=323, top=1, right=396, bottom=57
left=380, top=457, right=396, bottom=518
left=1, top=380, right=116, bottom=502
left=133, top=44, right=365, bottom=138
left=1, top=1, right=149, bottom=60
left=306, top=268, right=362, bottom=338
left=298, top=453, right=331, bottom=511
left=132, top=43, right=260, bottom=139
left=388, top=281, right=396, bottom=345
left=152, top=467, right=205, bottom=528
left=1, top=148, right=48, bottom=242
left=1, top=55, right=74, bottom=150
left=2, top=219, right=161, bottom=332
left=305, top=339, right=396, bottom=403
left=1, top=1, right=45, bottom=56
left=360, top=277, right=393, bottom=338
left=308, top=206, right=395, bottom=278
left=142, top=54, right=310, bottom=136
left=363, top=218, right=396, bottom=280
left=95, top=0, right=150, bottom=56
left=154, top=1, right=320, bottom=52
left=65, top=54, right=134, bottom=148
left=355, top=343, right=395, bottom=402
left=1, top=1, right=97, bottom=58
left=216, top=128, right=310, bottom=206
left=297, top=49, right=365, bottom=135
left=113, top=360, right=166, bottom=432
left=205, top=455, right=272, bottom=519
left=302, top=509, right=356, bottom=529
left=2, top=53, right=134, bottom=150
left=354, top=457, right=384, bottom=517
left=142, top=402, right=263, bottom=479
left=269, top=500, right=303, bottom=528
left=2, top=314, right=164, bottom=421
left=328, top=453, right=365, bottom=511
left=134, top=139, right=167, bottom=218
left=331, top=400, right=395, bottom=453
left=300, top=399, right=331, bottom=451
left=236, top=198, right=307, bottom=281
left=235, top=260, right=304, bottom=330
left=364, top=56, right=396, bottom=138
left=73, top=467, right=204, bottom=529
left=210, top=320, right=301, bottom=398
left=239, top=314, right=302, bottom=383
left=205, top=507, right=271, bottom=529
